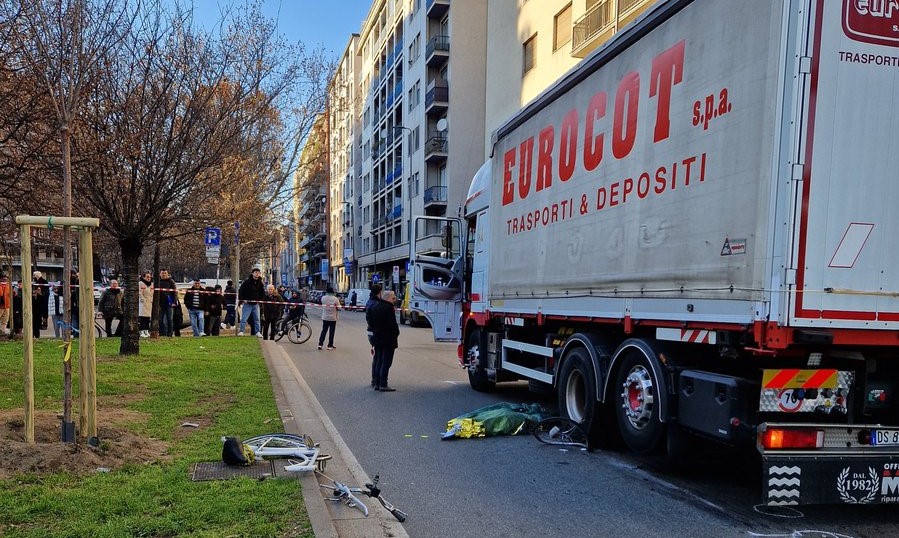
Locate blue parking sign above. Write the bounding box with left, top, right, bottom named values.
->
left=204, top=227, right=221, bottom=246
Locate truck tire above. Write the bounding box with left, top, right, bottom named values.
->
left=557, top=348, right=600, bottom=439
left=465, top=328, right=494, bottom=392
left=614, top=351, right=664, bottom=454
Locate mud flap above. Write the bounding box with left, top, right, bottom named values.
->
left=764, top=455, right=899, bottom=505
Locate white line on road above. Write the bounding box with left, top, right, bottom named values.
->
left=443, top=380, right=460, bottom=385
left=607, top=459, right=726, bottom=513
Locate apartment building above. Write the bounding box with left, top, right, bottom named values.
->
left=328, top=0, right=487, bottom=294
left=309, top=0, right=655, bottom=293
left=295, top=115, right=329, bottom=290
left=485, top=0, right=658, bottom=153
left=328, top=34, right=362, bottom=291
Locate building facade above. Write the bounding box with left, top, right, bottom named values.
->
left=328, top=34, right=362, bottom=291
left=302, top=0, right=658, bottom=293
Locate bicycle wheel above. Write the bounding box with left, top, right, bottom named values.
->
left=287, top=321, right=312, bottom=344
left=274, top=323, right=287, bottom=342
left=533, top=417, right=588, bottom=448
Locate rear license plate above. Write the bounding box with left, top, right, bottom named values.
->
left=872, top=429, right=899, bottom=446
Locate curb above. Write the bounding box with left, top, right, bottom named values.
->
left=261, top=341, right=409, bottom=538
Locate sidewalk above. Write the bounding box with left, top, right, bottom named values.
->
left=260, top=340, right=409, bottom=538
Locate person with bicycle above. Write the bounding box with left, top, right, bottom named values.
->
left=279, top=289, right=304, bottom=336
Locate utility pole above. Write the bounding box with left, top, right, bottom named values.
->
left=231, top=221, right=240, bottom=333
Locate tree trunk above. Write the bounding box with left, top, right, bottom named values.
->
left=119, top=237, right=142, bottom=355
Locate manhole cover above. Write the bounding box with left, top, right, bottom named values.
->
left=191, top=460, right=276, bottom=481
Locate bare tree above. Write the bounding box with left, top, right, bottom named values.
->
left=69, top=1, right=331, bottom=354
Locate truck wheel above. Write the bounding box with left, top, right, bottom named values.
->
left=465, top=328, right=494, bottom=392
left=557, top=348, right=599, bottom=439
left=614, top=352, right=664, bottom=454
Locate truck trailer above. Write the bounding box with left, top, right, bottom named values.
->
left=409, top=0, right=899, bottom=505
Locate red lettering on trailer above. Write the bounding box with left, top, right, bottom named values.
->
left=501, top=40, right=688, bottom=205
left=583, top=91, right=607, bottom=171
left=519, top=137, right=535, bottom=200
left=559, top=109, right=578, bottom=181
left=613, top=72, right=640, bottom=159
left=650, top=39, right=686, bottom=142
left=536, top=126, right=554, bottom=192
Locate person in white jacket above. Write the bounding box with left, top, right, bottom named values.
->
left=138, top=271, right=154, bottom=338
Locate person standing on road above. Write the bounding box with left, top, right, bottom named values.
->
left=238, top=267, right=265, bottom=337
left=261, top=284, right=283, bottom=340
left=157, top=269, right=177, bottom=337
left=138, top=271, right=153, bottom=338
left=223, top=280, right=236, bottom=329
left=370, top=290, right=400, bottom=391
left=317, top=285, right=340, bottom=350
left=365, top=283, right=383, bottom=385
left=184, top=278, right=207, bottom=337
left=98, top=280, right=124, bottom=337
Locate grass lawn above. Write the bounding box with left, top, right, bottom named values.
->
left=0, top=337, right=312, bottom=538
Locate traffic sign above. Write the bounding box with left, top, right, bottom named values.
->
left=205, top=245, right=221, bottom=257
left=393, top=265, right=400, bottom=283
left=204, top=227, right=221, bottom=246
left=207, top=256, right=219, bottom=265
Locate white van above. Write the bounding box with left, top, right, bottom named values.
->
left=345, top=288, right=370, bottom=311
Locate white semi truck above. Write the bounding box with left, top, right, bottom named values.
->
left=408, top=0, right=899, bottom=505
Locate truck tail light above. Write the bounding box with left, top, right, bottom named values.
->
left=760, top=428, right=824, bottom=449
left=457, top=344, right=464, bottom=360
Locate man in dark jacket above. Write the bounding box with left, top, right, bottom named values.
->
left=238, top=267, right=265, bottom=336
left=98, top=280, right=124, bottom=337
left=370, top=290, right=400, bottom=392
left=223, top=280, right=237, bottom=329
left=205, top=285, right=224, bottom=336
left=157, top=269, right=178, bottom=337
left=365, top=283, right=383, bottom=385
left=33, top=271, right=49, bottom=330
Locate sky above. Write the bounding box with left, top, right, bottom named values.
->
left=186, top=0, right=374, bottom=58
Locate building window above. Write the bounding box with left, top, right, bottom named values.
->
left=408, top=33, right=420, bottom=65
left=554, top=4, right=572, bottom=51
left=523, top=34, right=537, bottom=75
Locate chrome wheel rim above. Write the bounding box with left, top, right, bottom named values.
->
left=621, top=365, right=654, bottom=430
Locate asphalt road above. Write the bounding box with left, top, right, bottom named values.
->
left=282, top=309, right=899, bottom=538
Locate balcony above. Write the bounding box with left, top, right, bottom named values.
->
left=425, top=85, right=448, bottom=116
left=572, top=0, right=655, bottom=58
left=425, top=35, right=449, bottom=67
left=386, top=204, right=402, bottom=222
left=424, top=185, right=447, bottom=208
left=424, top=134, right=447, bottom=163
left=572, top=0, right=614, bottom=58
left=426, top=0, right=449, bottom=19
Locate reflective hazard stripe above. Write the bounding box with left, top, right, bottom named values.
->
left=762, top=369, right=839, bottom=389
left=656, top=328, right=717, bottom=344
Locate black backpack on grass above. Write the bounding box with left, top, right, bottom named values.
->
left=222, top=437, right=255, bottom=466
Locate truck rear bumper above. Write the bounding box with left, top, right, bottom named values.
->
left=764, top=454, right=899, bottom=505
